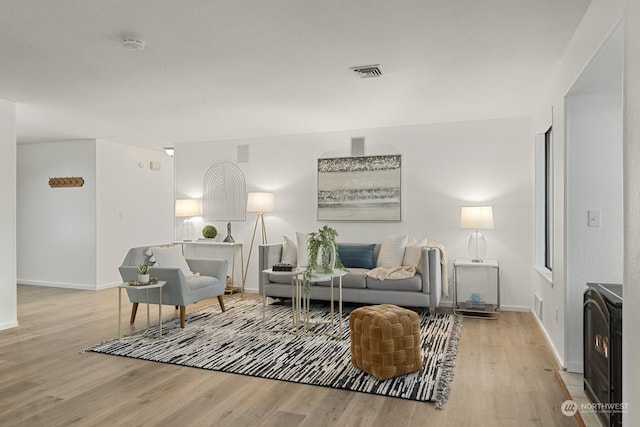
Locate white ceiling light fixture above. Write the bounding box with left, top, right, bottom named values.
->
left=350, top=64, right=382, bottom=78
left=164, top=147, right=175, bottom=157
left=122, top=38, right=145, bottom=50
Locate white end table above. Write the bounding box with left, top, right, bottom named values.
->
left=453, top=259, right=500, bottom=319
left=118, top=281, right=167, bottom=339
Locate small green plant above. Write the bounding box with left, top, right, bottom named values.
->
left=137, top=262, right=150, bottom=274
left=303, top=225, right=346, bottom=296
left=202, top=225, right=218, bottom=239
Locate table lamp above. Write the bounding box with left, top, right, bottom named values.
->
left=175, top=199, right=201, bottom=241
left=460, top=206, right=494, bottom=262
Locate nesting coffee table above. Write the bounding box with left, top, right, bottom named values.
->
left=261, top=268, right=346, bottom=339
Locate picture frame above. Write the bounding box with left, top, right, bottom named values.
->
left=317, top=154, right=401, bottom=221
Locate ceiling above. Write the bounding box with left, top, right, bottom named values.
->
left=0, top=0, right=591, bottom=148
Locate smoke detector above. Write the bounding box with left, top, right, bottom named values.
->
left=122, top=38, right=145, bottom=50
left=350, top=64, right=382, bottom=78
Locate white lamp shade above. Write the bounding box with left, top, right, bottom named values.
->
left=247, top=192, right=275, bottom=213
left=175, top=199, right=201, bottom=217
left=460, top=206, right=494, bottom=229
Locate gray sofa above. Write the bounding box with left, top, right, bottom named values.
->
left=258, top=243, right=443, bottom=311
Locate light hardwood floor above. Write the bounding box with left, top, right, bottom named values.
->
left=0, top=285, right=579, bottom=427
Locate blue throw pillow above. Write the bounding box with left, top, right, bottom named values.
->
left=337, top=244, right=376, bottom=269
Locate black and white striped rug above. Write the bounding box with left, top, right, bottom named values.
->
left=85, top=298, right=462, bottom=408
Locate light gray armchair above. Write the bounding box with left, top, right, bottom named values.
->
left=119, top=246, right=228, bottom=328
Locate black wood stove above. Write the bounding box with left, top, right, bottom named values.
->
left=583, top=283, right=623, bottom=427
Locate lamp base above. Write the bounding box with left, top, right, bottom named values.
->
left=467, top=230, right=487, bottom=262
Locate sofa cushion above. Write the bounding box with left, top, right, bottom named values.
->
left=187, top=275, right=219, bottom=290
left=376, top=234, right=409, bottom=267
left=282, top=235, right=297, bottom=264
left=315, top=269, right=368, bottom=289
left=269, top=272, right=295, bottom=284
left=337, top=243, right=376, bottom=269
left=366, top=274, right=422, bottom=292
left=147, top=246, right=193, bottom=277
left=296, top=231, right=310, bottom=267
left=403, top=237, right=428, bottom=270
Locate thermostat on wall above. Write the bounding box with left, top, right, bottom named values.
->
left=150, top=161, right=161, bottom=171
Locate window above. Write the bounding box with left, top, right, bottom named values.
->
left=535, top=124, right=553, bottom=277
left=544, top=127, right=553, bottom=271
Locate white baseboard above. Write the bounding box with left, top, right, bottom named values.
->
left=532, top=308, right=565, bottom=369
left=18, top=280, right=96, bottom=291
left=500, top=304, right=531, bottom=312
left=439, top=300, right=530, bottom=312
left=0, top=320, right=18, bottom=330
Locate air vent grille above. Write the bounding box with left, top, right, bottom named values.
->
left=351, top=65, right=382, bottom=78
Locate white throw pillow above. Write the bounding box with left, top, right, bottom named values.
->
left=376, top=234, right=409, bottom=267
left=296, top=232, right=309, bottom=267
left=282, top=235, right=297, bottom=265
left=149, top=245, right=193, bottom=277
left=403, top=236, right=428, bottom=271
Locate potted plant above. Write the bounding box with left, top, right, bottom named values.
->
left=202, top=225, right=218, bottom=239
left=137, top=262, right=150, bottom=284
left=303, top=225, right=346, bottom=295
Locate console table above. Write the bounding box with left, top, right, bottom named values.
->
left=175, top=241, right=245, bottom=295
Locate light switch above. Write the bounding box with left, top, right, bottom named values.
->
left=588, top=210, right=601, bottom=227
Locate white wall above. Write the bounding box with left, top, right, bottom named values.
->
left=624, top=1, right=640, bottom=421
left=0, top=99, right=17, bottom=330
left=17, top=139, right=175, bottom=290
left=176, top=117, right=533, bottom=310
left=565, top=91, right=623, bottom=373
left=17, top=140, right=97, bottom=289
left=530, top=0, right=625, bottom=367
left=96, top=140, right=175, bottom=287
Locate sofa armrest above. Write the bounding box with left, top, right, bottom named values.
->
left=419, top=247, right=442, bottom=310
left=258, top=243, right=283, bottom=294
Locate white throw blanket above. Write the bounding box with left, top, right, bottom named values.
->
left=366, top=265, right=417, bottom=280
left=366, top=242, right=450, bottom=299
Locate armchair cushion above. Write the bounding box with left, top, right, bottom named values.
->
left=147, top=246, right=193, bottom=277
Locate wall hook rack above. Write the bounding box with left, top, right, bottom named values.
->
left=48, top=177, right=84, bottom=188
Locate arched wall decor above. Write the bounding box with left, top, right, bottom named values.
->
left=203, top=161, right=246, bottom=242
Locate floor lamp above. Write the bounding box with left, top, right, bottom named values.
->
left=243, top=192, right=275, bottom=292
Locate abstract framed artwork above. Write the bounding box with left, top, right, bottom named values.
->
left=317, top=154, right=401, bottom=221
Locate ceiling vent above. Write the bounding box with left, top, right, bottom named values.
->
left=122, top=38, right=145, bottom=50
left=350, top=65, right=382, bottom=78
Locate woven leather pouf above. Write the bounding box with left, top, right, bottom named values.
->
left=349, top=304, right=422, bottom=380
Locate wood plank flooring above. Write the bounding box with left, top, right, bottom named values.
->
left=0, top=285, right=579, bottom=427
